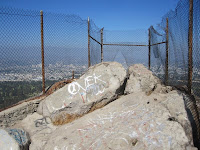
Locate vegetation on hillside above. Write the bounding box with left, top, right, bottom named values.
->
left=0, top=80, right=57, bottom=109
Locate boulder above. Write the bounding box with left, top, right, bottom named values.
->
left=43, top=91, right=196, bottom=150
left=160, top=91, right=194, bottom=144
left=0, top=128, right=30, bottom=150
left=8, top=62, right=198, bottom=149
left=13, top=113, right=57, bottom=150
left=125, top=64, right=162, bottom=95
left=38, top=62, right=127, bottom=125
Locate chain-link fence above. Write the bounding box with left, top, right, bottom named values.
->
left=1, top=0, right=200, bottom=114
left=149, top=1, right=200, bottom=147
left=149, top=26, right=166, bottom=82
left=43, top=12, right=88, bottom=80
left=193, top=0, right=200, bottom=98
left=160, top=0, right=189, bottom=87
left=0, top=7, right=42, bottom=110
left=0, top=7, right=101, bottom=110
left=103, top=29, right=148, bottom=69
left=0, top=7, right=150, bottom=110
left=149, top=0, right=200, bottom=99
left=89, top=19, right=102, bottom=66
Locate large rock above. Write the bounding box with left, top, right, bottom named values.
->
left=9, top=62, right=198, bottom=149
left=0, top=128, right=30, bottom=150
left=43, top=91, right=196, bottom=150
left=13, top=113, right=57, bottom=150
left=125, top=64, right=163, bottom=95
left=38, top=62, right=127, bottom=125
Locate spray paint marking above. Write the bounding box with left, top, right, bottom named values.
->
left=81, top=93, right=85, bottom=103
left=68, top=73, right=107, bottom=103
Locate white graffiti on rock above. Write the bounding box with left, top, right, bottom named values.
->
left=68, top=73, right=106, bottom=102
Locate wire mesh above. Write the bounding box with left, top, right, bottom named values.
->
left=149, top=26, right=166, bottom=82
left=103, top=29, right=148, bottom=68
left=193, top=0, right=200, bottom=98
left=0, top=8, right=92, bottom=110
left=89, top=19, right=101, bottom=66
left=150, top=0, right=190, bottom=87
left=0, top=0, right=200, bottom=113
left=162, top=0, right=189, bottom=87
left=0, top=7, right=43, bottom=109
left=148, top=1, right=200, bottom=147
left=104, top=29, right=148, bottom=45
left=43, top=12, right=88, bottom=80
left=103, top=45, right=148, bottom=69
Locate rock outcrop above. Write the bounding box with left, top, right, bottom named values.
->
left=0, top=98, right=42, bottom=128
left=43, top=91, right=196, bottom=150
left=13, top=113, right=57, bottom=150
left=2, top=62, right=199, bottom=150
left=125, top=64, right=163, bottom=95
left=38, top=62, right=127, bottom=125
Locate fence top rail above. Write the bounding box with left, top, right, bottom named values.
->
left=151, top=41, right=166, bottom=46
left=103, top=43, right=148, bottom=47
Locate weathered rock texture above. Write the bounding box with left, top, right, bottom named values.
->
left=125, top=64, right=200, bottom=148
left=43, top=91, right=196, bottom=150
left=38, top=62, right=127, bottom=125
left=0, top=128, right=20, bottom=150
left=0, top=98, right=42, bottom=128
left=13, top=113, right=57, bottom=150
left=0, top=79, right=74, bottom=128
left=0, top=128, right=30, bottom=150
left=3, top=63, right=199, bottom=150
left=125, top=64, right=162, bottom=95
left=181, top=92, right=200, bottom=148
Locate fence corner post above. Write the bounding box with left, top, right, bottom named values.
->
left=101, top=27, right=104, bottom=62
left=188, top=0, right=193, bottom=94
left=165, top=18, right=169, bottom=85
left=148, top=28, right=151, bottom=70
left=40, top=10, right=45, bottom=95
left=88, top=17, right=91, bottom=68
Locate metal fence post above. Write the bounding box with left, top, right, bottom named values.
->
left=72, top=71, right=74, bottom=79
left=148, top=28, right=151, bottom=70
left=188, top=0, right=193, bottom=94
left=165, top=18, right=169, bottom=85
left=101, top=28, right=104, bottom=62
left=88, top=17, right=91, bottom=68
left=40, top=10, right=45, bottom=95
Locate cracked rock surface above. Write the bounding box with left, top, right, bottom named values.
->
left=13, top=113, right=57, bottom=150
left=125, top=64, right=162, bottom=95
left=43, top=91, right=196, bottom=150
left=4, top=63, right=198, bottom=150
left=37, top=62, right=127, bottom=125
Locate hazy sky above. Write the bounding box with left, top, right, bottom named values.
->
left=0, top=0, right=179, bottom=30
